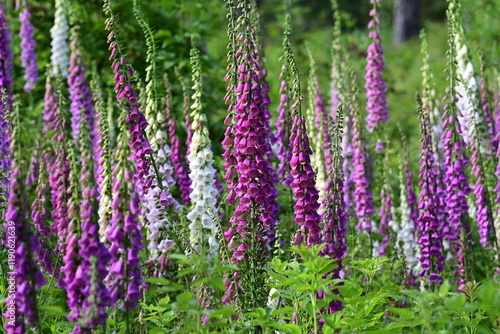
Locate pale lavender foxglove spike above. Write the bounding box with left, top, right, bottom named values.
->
left=19, top=8, right=39, bottom=92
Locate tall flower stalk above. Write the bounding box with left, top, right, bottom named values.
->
left=133, top=0, right=181, bottom=276
left=364, top=0, right=389, bottom=132
left=103, top=0, right=153, bottom=187
left=275, top=64, right=292, bottom=187
left=19, top=5, right=39, bottom=92
left=321, top=107, right=348, bottom=313
left=352, top=72, right=375, bottom=233
left=0, top=2, right=13, bottom=200
left=449, top=0, right=487, bottom=149
left=187, top=42, right=220, bottom=257
left=3, top=103, right=46, bottom=333
left=90, top=71, right=113, bottom=244
left=420, top=30, right=443, bottom=162
left=222, top=0, right=279, bottom=310
left=68, top=27, right=95, bottom=145
left=50, top=0, right=69, bottom=77
left=107, top=125, right=144, bottom=312
left=285, top=32, right=321, bottom=246
left=440, top=21, right=471, bottom=286
left=416, top=96, right=445, bottom=285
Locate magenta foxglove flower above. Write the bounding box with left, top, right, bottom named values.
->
left=64, top=119, right=111, bottom=330
left=165, top=86, right=191, bottom=205
left=321, top=139, right=348, bottom=313
left=222, top=8, right=279, bottom=305
left=377, top=187, right=392, bottom=257
left=104, top=13, right=152, bottom=188
left=290, top=115, right=322, bottom=246
left=417, top=108, right=445, bottom=284
left=4, top=133, right=46, bottom=334
left=4, top=171, right=46, bottom=333
left=107, top=137, right=144, bottom=309
left=0, top=3, right=13, bottom=198
left=364, top=0, right=389, bottom=132
left=19, top=8, right=39, bottom=92
left=440, top=93, right=471, bottom=286
left=275, top=65, right=293, bottom=187
left=352, top=113, right=374, bottom=232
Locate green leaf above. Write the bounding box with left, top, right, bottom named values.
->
left=145, top=277, right=171, bottom=285
left=388, top=307, right=414, bottom=321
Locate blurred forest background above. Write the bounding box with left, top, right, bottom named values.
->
left=5, top=0, right=500, bottom=167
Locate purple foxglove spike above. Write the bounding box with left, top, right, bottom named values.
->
left=19, top=8, right=39, bottom=92
left=352, top=113, right=374, bottom=232
left=4, top=167, right=46, bottom=333
left=417, top=108, right=445, bottom=284
left=105, top=13, right=152, bottom=189
left=364, top=0, right=389, bottom=132
left=0, top=3, right=14, bottom=110
left=68, top=32, right=95, bottom=144
left=222, top=8, right=280, bottom=305
left=377, top=188, right=392, bottom=257
left=65, top=119, right=110, bottom=329
left=165, top=90, right=191, bottom=205
left=290, top=115, right=322, bottom=246
left=275, top=66, right=293, bottom=187
left=321, top=139, right=348, bottom=313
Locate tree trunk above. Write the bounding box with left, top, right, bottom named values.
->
left=393, top=0, right=421, bottom=47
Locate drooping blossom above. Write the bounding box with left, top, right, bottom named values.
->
left=176, top=73, right=193, bottom=205
left=0, top=2, right=13, bottom=104
left=321, top=110, right=348, bottom=313
left=0, top=3, right=13, bottom=198
left=352, top=108, right=375, bottom=232
left=30, top=161, right=58, bottom=277
left=290, top=114, right=322, bottom=246
left=306, top=53, right=331, bottom=210
left=90, top=75, right=113, bottom=244
left=63, top=118, right=111, bottom=332
left=45, top=76, right=71, bottom=282
left=477, top=55, right=496, bottom=153
left=448, top=1, right=487, bottom=149
left=106, top=130, right=144, bottom=310
left=50, top=0, right=69, bottom=77
left=341, top=114, right=355, bottom=212
left=377, top=185, right=393, bottom=257
left=186, top=44, right=220, bottom=257
left=165, top=81, right=191, bottom=205
left=364, top=0, right=389, bottom=132
left=416, top=100, right=445, bottom=284
left=275, top=65, right=293, bottom=187
left=0, top=102, right=9, bottom=200
left=389, top=160, right=420, bottom=285
left=68, top=28, right=95, bottom=144
left=3, top=109, right=46, bottom=334
left=420, top=30, right=444, bottom=162
left=135, top=8, right=181, bottom=276
left=104, top=2, right=152, bottom=187
left=470, top=143, right=494, bottom=248
left=222, top=3, right=279, bottom=307
left=330, top=0, right=342, bottom=122
left=143, top=95, right=180, bottom=277
left=19, top=8, right=39, bottom=92
left=439, top=38, right=471, bottom=286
